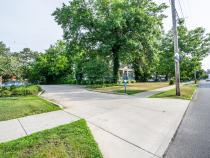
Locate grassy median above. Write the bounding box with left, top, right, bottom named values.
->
left=0, top=96, right=60, bottom=121
left=88, top=82, right=169, bottom=95
left=150, top=84, right=197, bottom=100
left=0, top=119, right=103, bottom=158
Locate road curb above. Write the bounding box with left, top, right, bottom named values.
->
left=38, top=91, right=64, bottom=109
left=86, top=88, right=127, bottom=95
left=38, top=90, right=45, bottom=96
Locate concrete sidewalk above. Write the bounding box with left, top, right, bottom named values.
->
left=0, top=85, right=190, bottom=158
left=0, top=110, right=79, bottom=143
left=133, top=81, right=194, bottom=98
left=42, top=85, right=190, bottom=158
left=133, top=85, right=175, bottom=98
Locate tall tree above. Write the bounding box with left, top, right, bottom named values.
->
left=53, top=0, right=166, bottom=82
left=13, top=48, right=39, bottom=79
left=29, top=41, right=72, bottom=84
left=0, top=42, right=23, bottom=81
left=158, top=20, right=210, bottom=81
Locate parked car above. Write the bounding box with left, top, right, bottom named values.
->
left=2, top=81, right=25, bottom=87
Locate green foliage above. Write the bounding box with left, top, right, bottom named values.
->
left=83, top=58, right=110, bottom=84
left=169, top=79, right=174, bottom=85
left=59, top=74, right=77, bottom=84
left=13, top=48, right=39, bottom=79
left=0, top=89, right=12, bottom=97
left=0, top=41, right=22, bottom=79
left=29, top=41, right=72, bottom=84
left=157, top=21, right=210, bottom=81
left=0, top=85, right=41, bottom=97
left=53, top=0, right=167, bottom=83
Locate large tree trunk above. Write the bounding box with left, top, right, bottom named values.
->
left=112, top=45, right=120, bottom=83
left=133, top=59, right=149, bottom=82
left=133, top=60, right=141, bottom=82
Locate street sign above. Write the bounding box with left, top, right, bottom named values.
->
left=174, top=53, right=180, bottom=62
left=124, top=80, right=127, bottom=94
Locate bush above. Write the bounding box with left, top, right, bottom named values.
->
left=0, top=85, right=42, bottom=97
left=129, top=80, right=136, bottom=84
left=12, top=86, right=27, bottom=96
left=0, top=89, right=12, bottom=97
left=169, top=79, right=174, bottom=85
left=59, top=74, right=76, bottom=84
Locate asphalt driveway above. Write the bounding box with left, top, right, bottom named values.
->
left=41, top=85, right=190, bottom=158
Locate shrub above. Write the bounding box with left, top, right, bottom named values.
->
left=129, top=80, right=136, bottom=83
left=25, top=85, right=42, bottom=95
left=169, top=79, right=174, bottom=85
left=12, top=86, right=27, bottom=96
left=59, top=74, right=76, bottom=84
left=0, top=85, right=42, bottom=97
left=0, top=89, right=12, bottom=97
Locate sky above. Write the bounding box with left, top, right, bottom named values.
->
left=0, top=0, right=209, bottom=70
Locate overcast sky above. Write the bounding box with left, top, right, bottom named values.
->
left=0, top=0, right=209, bottom=70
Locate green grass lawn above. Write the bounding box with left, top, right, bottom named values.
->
left=0, top=119, right=103, bottom=158
left=88, top=82, right=169, bottom=95
left=0, top=96, right=61, bottom=121
left=150, top=84, right=197, bottom=100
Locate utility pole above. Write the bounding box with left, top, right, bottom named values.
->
left=194, top=71, right=197, bottom=84
left=171, top=0, right=181, bottom=96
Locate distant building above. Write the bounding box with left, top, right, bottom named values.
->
left=207, top=69, right=210, bottom=74
left=119, top=65, right=135, bottom=81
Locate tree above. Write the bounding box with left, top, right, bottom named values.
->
left=53, top=0, right=167, bottom=83
left=83, top=57, right=110, bottom=84
left=13, top=48, right=39, bottom=79
left=29, top=41, right=72, bottom=84
left=0, top=42, right=22, bottom=81
left=158, top=20, right=210, bottom=81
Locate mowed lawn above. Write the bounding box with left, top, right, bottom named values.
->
left=88, top=82, right=169, bottom=95
left=0, top=96, right=60, bottom=121
left=0, top=119, right=103, bottom=158
left=151, top=84, right=197, bottom=100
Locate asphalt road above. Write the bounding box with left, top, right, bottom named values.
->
left=165, top=80, right=210, bottom=158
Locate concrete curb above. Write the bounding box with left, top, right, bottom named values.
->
left=162, top=85, right=198, bottom=157
left=38, top=90, right=45, bottom=96
left=38, top=91, right=64, bottom=109
left=86, top=88, right=128, bottom=96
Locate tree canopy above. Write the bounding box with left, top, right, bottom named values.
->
left=156, top=20, right=210, bottom=81
left=53, top=0, right=167, bottom=82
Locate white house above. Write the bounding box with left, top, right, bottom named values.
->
left=119, top=65, right=135, bottom=81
